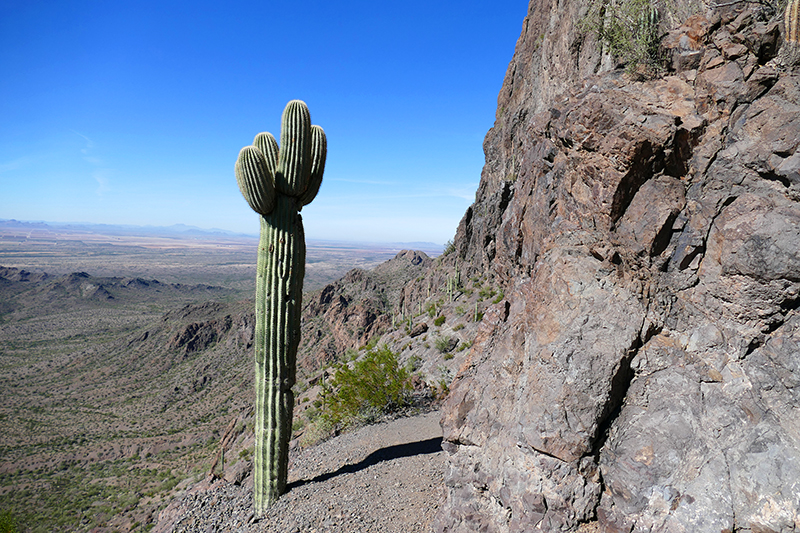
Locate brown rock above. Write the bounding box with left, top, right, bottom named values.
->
left=437, top=3, right=800, bottom=532
left=409, top=322, right=428, bottom=338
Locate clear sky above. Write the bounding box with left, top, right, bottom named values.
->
left=0, top=1, right=527, bottom=245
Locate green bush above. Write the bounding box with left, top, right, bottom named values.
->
left=426, top=303, right=437, bottom=318
left=0, top=510, right=19, bottom=533
left=435, top=336, right=453, bottom=353
left=442, top=240, right=456, bottom=256
left=478, top=287, right=496, bottom=300
left=433, top=315, right=446, bottom=327
left=581, top=0, right=663, bottom=77
left=406, top=355, right=422, bottom=372
left=321, top=346, right=412, bottom=428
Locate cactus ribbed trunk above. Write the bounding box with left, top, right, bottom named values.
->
left=235, top=100, right=326, bottom=516
left=253, top=195, right=305, bottom=510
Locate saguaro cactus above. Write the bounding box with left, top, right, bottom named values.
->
left=781, top=0, right=800, bottom=65
left=234, top=100, right=326, bottom=514
left=788, top=0, right=799, bottom=43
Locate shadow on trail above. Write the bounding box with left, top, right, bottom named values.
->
left=288, top=436, right=443, bottom=491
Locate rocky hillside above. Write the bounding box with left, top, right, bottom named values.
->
left=436, top=1, right=800, bottom=532
left=0, top=250, right=445, bottom=532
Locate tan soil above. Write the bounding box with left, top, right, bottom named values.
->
left=154, top=410, right=445, bottom=533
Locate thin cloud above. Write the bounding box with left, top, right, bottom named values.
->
left=445, top=183, right=479, bottom=202
left=71, top=130, right=95, bottom=151
left=71, top=130, right=104, bottom=165
left=94, top=170, right=111, bottom=196
left=0, top=156, right=30, bottom=174
left=72, top=130, right=110, bottom=193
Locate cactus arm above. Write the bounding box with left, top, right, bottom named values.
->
left=236, top=146, right=276, bottom=216
left=300, top=125, right=327, bottom=206
left=277, top=100, right=312, bottom=196
left=254, top=132, right=280, bottom=175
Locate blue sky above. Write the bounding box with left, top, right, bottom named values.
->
left=0, top=1, right=527, bottom=245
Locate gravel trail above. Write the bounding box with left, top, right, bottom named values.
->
left=154, top=410, right=444, bottom=532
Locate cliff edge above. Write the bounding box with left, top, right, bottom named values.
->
left=438, top=1, right=800, bottom=531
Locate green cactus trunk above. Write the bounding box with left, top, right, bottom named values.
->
left=253, top=195, right=305, bottom=508
left=235, top=100, right=326, bottom=516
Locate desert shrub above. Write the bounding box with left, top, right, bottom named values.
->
left=434, top=315, right=446, bottom=327
left=321, top=346, right=412, bottom=428
left=442, top=240, right=456, bottom=256
left=406, top=355, right=423, bottom=372
left=581, top=0, right=664, bottom=77
left=435, top=336, right=453, bottom=353
left=453, top=323, right=465, bottom=331
left=360, top=337, right=379, bottom=352
left=479, top=286, right=496, bottom=299
left=426, top=303, right=437, bottom=318
left=0, top=511, right=19, bottom=533
left=300, top=416, right=335, bottom=447
left=492, top=291, right=505, bottom=304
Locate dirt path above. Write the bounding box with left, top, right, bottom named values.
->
left=154, top=410, right=445, bottom=532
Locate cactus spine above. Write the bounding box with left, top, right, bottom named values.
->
left=235, top=100, right=326, bottom=515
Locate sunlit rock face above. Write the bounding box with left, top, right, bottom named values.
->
left=438, top=1, right=800, bottom=531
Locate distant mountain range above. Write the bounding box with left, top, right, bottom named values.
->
left=0, top=218, right=256, bottom=238
left=0, top=219, right=444, bottom=254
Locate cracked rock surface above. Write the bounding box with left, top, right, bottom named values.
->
left=438, top=1, right=800, bottom=532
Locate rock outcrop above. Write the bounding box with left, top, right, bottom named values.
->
left=299, top=250, right=432, bottom=369
left=438, top=2, right=800, bottom=532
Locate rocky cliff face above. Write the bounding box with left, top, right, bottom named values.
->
left=438, top=1, right=800, bottom=532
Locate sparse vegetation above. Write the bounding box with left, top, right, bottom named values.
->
left=442, top=240, right=456, bottom=256
left=0, top=510, right=19, bottom=533
left=320, top=346, right=413, bottom=429
left=406, top=355, right=423, bottom=372
left=581, top=0, right=665, bottom=77
left=435, top=336, right=453, bottom=353
left=0, top=226, right=455, bottom=530
left=426, top=303, right=438, bottom=318
left=479, top=286, right=497, bottom=300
